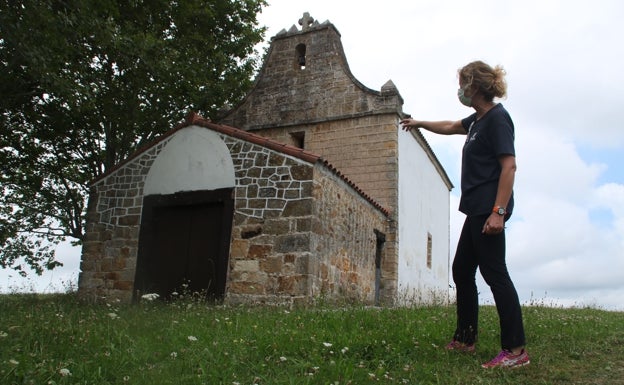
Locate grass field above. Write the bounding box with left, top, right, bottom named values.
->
left=1, top=293, right=623, bottom=384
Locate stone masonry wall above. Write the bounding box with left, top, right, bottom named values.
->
left=216, top=21, right=403, bottom=303
left=223, top=136, right=389, bottom=305
left=244, top=116, right=401, bottom=304
left=79, top=139, right=173, bottom=303
left=218, top=22, right=402, bottom=213
left=253, top=114, right=399, bottom=214
left=79, top=125, right=388, bottom=305
left=224, top=137, right=317, bottom=305
left=218, top=24, right=403, bottom=131
left=311, top=167, right=389, bottom=304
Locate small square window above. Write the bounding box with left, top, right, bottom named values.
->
left=290, top=131, right=305, bottom=149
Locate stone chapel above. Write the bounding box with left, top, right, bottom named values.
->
left=77, top=13, right=453, bottom=306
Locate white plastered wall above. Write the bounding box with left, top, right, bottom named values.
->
left=144, top=125, right=235, bottom=195
left=397, top=125, right=451, bottom=304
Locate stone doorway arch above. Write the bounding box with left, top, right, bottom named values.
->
left=133, top=126, right=236, bottom=301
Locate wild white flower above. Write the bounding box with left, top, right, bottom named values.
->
left=322, top=342, right=332, bottom=347
left=107, top=313, right=118, bottom=319
left=170, top=352, right=178, bottom=359
left=9, top=359, right=19, bottom=365
left=279, top=356, right=287, bottom=362
left=59, top=368, right=72, bottom=377
left=341, top=347, right=349, bottom=354
left=187, top=335, right=198, bottom=342
left=0, top=331, right=8, bottom=338
left=141, top=293, right=159, bottom=301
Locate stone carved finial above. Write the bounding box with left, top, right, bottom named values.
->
left=298, top=12, right=314, bottom=31
left=381, top=80, right=398, bottom=95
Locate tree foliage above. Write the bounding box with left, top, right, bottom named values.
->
left=0, top=0, right=267, bottom=275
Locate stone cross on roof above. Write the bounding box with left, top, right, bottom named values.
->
left=298, top=12, right=314, bottom=31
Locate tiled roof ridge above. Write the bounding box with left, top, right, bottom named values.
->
left=184, top=112, right=390, bottom=216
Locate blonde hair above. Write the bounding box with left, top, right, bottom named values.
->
left=458, top=61, right=507, bottom=102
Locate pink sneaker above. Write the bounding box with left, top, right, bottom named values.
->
left=481, top=349, right=530, bottom=368
left=445, top=340, right=476, bottom=353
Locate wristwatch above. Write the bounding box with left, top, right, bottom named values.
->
left=493, top=206, right=506, bottom=216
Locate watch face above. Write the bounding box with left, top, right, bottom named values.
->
left=497, top=208, right=505, bottom=215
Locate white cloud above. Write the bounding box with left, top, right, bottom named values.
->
left=0, top=241, right=80, bottom=293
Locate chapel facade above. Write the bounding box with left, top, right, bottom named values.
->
left=77, top=13, right=452, bottom=306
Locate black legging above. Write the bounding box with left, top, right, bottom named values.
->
left=452, top=215, right=526, bottom=350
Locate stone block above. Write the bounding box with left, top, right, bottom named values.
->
left=277, top=274, right=307, bottom=295
left=105, top=272, right=118, bottom=280
left=261, top=256, right=283, bottom=273
left=290, top=164, right=313, bottom=180
left=234, top=259, right=260, bottom=272
left=284, top=253, right=296, bottom=264
left=263, top=219, right=290, bottom=235
left=79, top=260, right=95, bottom=271
left=275, top=233, right=310, bottom=253
left=228, top=281, right=266, bottom=295
left=296, top=218, right=313, bottom=232
left=284, top=189, right=301, bottom=199
left=259, top=187, right=277, bottom=198
left=283, top=199, right=313, bottom=217
left=261, top=167, right=276, bottom=178
left=247, top=184, right=259, bottom=197
left=113, top=254, right=127, bottom=269
left=248, top=198, right=267, bottom=209
left=268, top=153, right=285, bottom=167
left=118, top=215, right=140, bottom=226
left=247, top=166, right=262, bottom=178
left=81, top=241, right=103, bottom=255
left=248, top=244, right=272, bottom=259
left=267, top=199, right=286, bottom=209
left=113, top=280, right=134, bottom=291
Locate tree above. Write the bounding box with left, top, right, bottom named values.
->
left=0, top=0, right=267, bottom=276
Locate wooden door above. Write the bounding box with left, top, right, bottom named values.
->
left=134, top=188, right=234, bottom=301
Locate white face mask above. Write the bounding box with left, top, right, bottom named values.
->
left=457, top=87, right=472, bottom=107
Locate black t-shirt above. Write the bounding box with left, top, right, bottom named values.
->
left=459, top=103, right=515, bottom=217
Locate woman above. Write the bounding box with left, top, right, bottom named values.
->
left=401, top=61, right=529, bottom=369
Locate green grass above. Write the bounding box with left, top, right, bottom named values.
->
left=1, top=294, right=623, bottom=385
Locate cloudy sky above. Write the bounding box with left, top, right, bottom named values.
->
left=2, top=0, right=623, bottom=311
